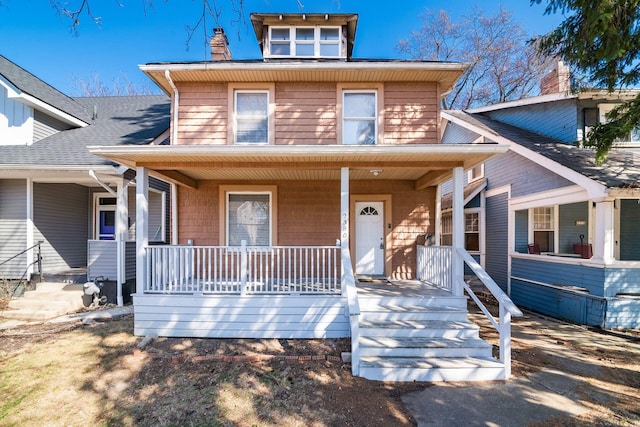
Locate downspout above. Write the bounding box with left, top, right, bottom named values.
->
left=166, top=70, right=179, bottom=245
left=89, top=169, right=117, bottom=197
left=165, top=70, right=179, bottom=145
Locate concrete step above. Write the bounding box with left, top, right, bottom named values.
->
left=34, top=282, right=84, bottom=292
left=2, top=281, right=86, bottom=321
left=359, top=336, right=493, bottom=358
left=359, top=356, right=505, bottom=382
left=358, top=319, right=481, bottom=339
left=360, top=306, right=468, bottom=322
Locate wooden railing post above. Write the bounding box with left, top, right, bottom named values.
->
left=240, top=240, right=248, bottom=295
left=500, top=303, right=512, bottom=378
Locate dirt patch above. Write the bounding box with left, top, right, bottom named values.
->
left=0, top=303, right=638, bottom=426
left=0, top=315, right=423, bottom=426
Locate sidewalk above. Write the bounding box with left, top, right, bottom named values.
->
left=402, top=310, right=640, bottom=426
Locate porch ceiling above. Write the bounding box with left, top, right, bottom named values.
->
left=89, top=144, right=508, bottom=189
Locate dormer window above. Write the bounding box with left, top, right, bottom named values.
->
left=267, top=26, right=342, bottom=58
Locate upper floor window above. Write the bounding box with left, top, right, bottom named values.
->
left=268, top=26, right=341, bottom=58
left=467, top=164, right=484, bottom=182
left=234, top=91, right=268, bottom=144
left=343, top=91, right=377, bottom=145
left=584, top=104, right=640, bottom=146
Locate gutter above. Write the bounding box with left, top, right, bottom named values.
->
left=165, top=70, right=179, bottom=145
left=89, top=169, right=117, bottom=197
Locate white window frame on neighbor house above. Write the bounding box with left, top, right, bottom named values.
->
left=464, top=210, right=481, bottom=252
left=220, top=185, right=278, bottom=247
left=228, top=84, right=275, bottom=145
left=596, top=103, right=640, bottom=147
left=338, top=86, right=382, bottom=145
left=467, top=164, right=484, bottom=182
left=440, top=209, right=482, bottom=253
left=267, top=26, right=342, bottom=58
left=94, top=193, right=117, bottom=240
left=530, top=206, right=558, bottom=253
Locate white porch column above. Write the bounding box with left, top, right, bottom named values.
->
left=136, top=167, right=149, bottom=291
left=341, top=167, right=350, bottom=294
left=115, top=178, right=129, bottom=306
left=452, top=167, right=465, bottom=296
left=592, top=200, right=615, bottom=264
left=26, top=178, right=34, bottom=281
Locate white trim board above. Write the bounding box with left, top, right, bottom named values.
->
left=441, top=111, right=609, bottom=200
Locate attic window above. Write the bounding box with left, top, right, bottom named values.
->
left=267, top=26, right=341, bottom=58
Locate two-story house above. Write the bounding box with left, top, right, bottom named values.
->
left=0, top=55, right=170, bottom=310
left=91, top=13, right=520, bottom=381
left=440, top=61, right=640, bottom=330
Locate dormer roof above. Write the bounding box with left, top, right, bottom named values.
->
left=250, top=13, right=358, bottom=60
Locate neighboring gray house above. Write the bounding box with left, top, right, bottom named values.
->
left=440, top=64, right=640, bottom=329
left=0, top=55, right=170, bottom=304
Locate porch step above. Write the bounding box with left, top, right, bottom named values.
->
left=2, top=282, right=86, bottom=321
left=354, top=289, right=505, bottom=382
left=359, top=336, right=493, bottom=358
left=359, top=319, right=481, bottom=339
left=359, top=356, right=505, bottom=382
left=361, top=305, right=468, bottom=322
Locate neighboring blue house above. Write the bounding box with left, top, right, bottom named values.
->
left=440, top=62, right=640, bottom=329
left=0, top=55, right=171, bottom=305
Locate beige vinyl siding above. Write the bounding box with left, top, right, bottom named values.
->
left=33, top=183, right=89, bottom=273
left=0, top=180, right=27, bottom=278
left=177, top=83, right=228, bottom=145
left=383, top=82, right=438, bottom=144
left=275, top=82, right=337, bottom=145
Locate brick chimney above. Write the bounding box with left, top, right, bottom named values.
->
left=210, top=27, right=232, bottom=61
left=540, top=60, right=571, bottom=95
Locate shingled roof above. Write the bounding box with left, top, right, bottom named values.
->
left=0, top=55, right=91, bottom=124
left=445, top=110, right=640, bottom=190
left=0, top=95, right=170, bottom=167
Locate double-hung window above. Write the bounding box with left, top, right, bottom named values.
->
left=342, top=91, right=377, bottom=145
left=532, top=206, right=554, bottom=252
left=226, top=192, right=272, bottom=246
left=234, top=91, right=269, bottom=145
left=268, top=26, right=341, bottom=58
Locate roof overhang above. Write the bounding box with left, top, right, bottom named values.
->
left=89, top=144, right=508, bottom=190
left=0, top=75, right=89, bottom=128
left=441, top=111, right=611, bottom=199
left=0, top=164, right=120, bottom=185
left=139, top=61, right=467, bottom=96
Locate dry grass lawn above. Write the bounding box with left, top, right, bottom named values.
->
left=0, top=302, right=638, bottom=427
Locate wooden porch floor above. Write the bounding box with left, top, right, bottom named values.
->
left=356, top=278, right=452, bottom=298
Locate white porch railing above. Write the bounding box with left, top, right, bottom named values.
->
left=341, top=246, right=360, bottom=376
left=145, top=242, right=341, bottom=295
left=417, top=245, right=523, bottom=378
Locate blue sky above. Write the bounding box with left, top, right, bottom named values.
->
left=0, top=1, right=564, bottom=96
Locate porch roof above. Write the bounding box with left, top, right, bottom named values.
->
left=89, top=143, right=508, bottom=189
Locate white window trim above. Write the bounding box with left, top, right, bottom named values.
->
left=528, top=205, right=559, bottom=252
left=219, top=185, right=278, bottom=247
left=93, top=192, right=117, bottom=240
left=467, top=164, right=484, bottom=182
left=267, top=26, right=343, bottom=59
left=337, top=84, right=383, bottom=145
left=228, top=84, right=275, bottom=146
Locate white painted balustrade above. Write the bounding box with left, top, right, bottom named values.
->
left=416, top=245, right=453, bottom=292
left=416, top=245, right=523, bottom=378
left=145, top=242, right=341, bottom=295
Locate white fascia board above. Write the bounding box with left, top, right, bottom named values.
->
left=466, top=92, right=577, bottom=113
left=89, top=142, right=508, bottom=157
left=140, top=61, right=468, bottom=73
left=150, top=128, right=171, bottom=145
left=510, top=185, right=588, bottom=210
left=0, top=76, right=88, bottom=128
left=441, top=111, right=609, bottom=200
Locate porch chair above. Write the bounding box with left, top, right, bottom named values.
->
left=527, top=243, right=540, bottom=254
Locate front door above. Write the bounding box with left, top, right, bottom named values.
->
left=355, top=201, right=384, bottom=275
